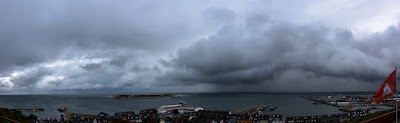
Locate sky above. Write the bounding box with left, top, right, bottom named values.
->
left=1, top=0, right=400, bottom=94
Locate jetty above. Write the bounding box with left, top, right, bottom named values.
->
left=231, top=104, right=271, bottom=115
left=9, top=108, right=44, bottom=111
left=300, top=96, right=338, bottom=107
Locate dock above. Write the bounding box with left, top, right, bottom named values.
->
left=231, top=104, right=271, bottom=115
left=9, top=108, right=44, bottom=111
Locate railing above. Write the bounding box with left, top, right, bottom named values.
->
left=0, top=116, right=20, bottom=123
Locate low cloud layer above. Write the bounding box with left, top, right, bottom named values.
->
left=0, top=0, right=400, bottom=94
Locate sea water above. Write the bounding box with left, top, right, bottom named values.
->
left=0, top=92, right=392, bottom=118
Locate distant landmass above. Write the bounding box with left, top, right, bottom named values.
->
left=113, top=94, right=180, bottom=99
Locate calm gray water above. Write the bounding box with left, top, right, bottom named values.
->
left=0, top=92, right=390, bottom=118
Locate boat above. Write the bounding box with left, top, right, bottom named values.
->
left=339, top=107, right=356, bottom=112
left=270, top=106, right=277, bottom=111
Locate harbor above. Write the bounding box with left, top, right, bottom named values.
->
left=0, top=93, right=396, bottom=122
left=300, top=95, right=394, bottom=113
left=0, top=93, right=377, bottom=118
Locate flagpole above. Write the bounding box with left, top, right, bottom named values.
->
left=396, top=66, right=398, bottom=123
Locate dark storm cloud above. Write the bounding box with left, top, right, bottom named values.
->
left=1, top=0, right=400, bottom=93
left=80, top=63, right=102, bottom=71
left=109, top=55, right=129, bottom=67
left=8, top=67, right=53, bottom=90
left=158, top=16, right=400, bottom=87
left=0, top=0, right=225, bottom=93
left=0, top=0, right=214, bottom=72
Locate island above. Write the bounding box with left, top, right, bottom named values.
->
left=113, top=94, right=180, bottom=99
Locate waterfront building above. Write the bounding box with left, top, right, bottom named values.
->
left=128, top=115, right=142, bottom=123
left=139, top=108, right=158, bottom=118
left=140, top=109, right=157, bottom=114
left=114, top=111, right=135, bottom=120
left=252, top=114, right=268, bottom=123
left=70, top=114, right=81, bottom=122
left=139, top=109, right=158, bottom=122
left=234, top=115, right=251, bottom=123
left=97, top=112, right=112, bottom=123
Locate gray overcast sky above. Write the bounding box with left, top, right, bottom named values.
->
left=1, top=0, right=400, bottom=94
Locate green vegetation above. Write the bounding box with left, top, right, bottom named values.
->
left=344, top=109, right=395, bottom=123
left=0, top=107, right=36, bottom=123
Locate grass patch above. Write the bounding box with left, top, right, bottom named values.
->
left=0, top=107, right=36, bottom=123
left=344, top=109, right=395, bottom=123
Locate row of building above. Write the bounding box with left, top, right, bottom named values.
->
left=34, top=108, right=391, bottom=123
left=36, top=109, right=283, bottom=123
left=168, top=110, right=283, bottom=123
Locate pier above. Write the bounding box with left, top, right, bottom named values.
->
left=300, top=96, right=341, bottom=107
left=231, top=104, right=271, bottom=115
left=9, top=108, right=44, bottom=111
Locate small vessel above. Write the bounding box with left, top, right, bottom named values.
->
left=339, top=107, right=356, bottom=112
left=270, top=106, right=277, bottom=111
